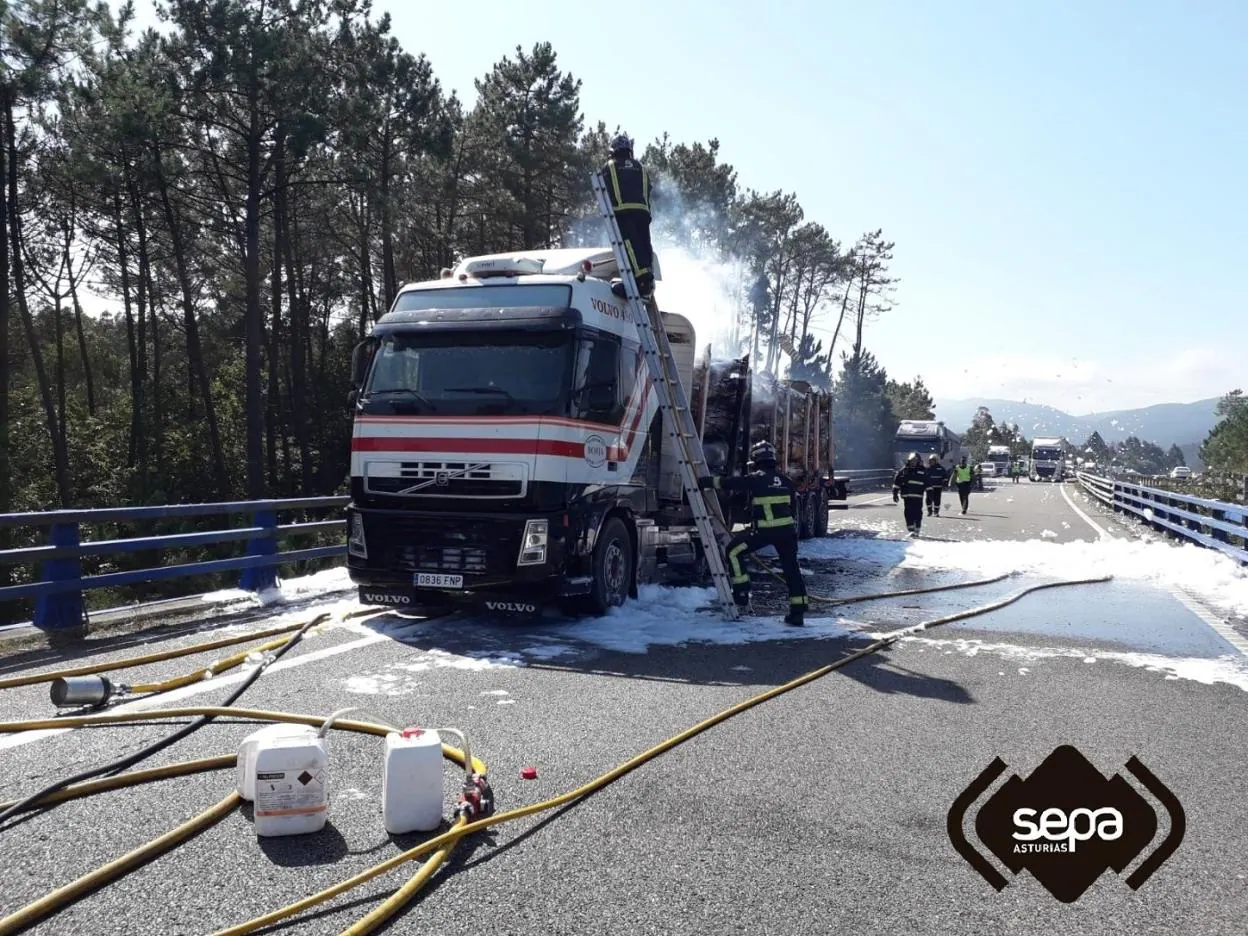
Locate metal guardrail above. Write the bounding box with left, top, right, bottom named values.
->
left=1076, top=472, right=1248, bottom=564
left=0, top=467, right=896, bottom=633
left=0, top=496, right=350, bottom=631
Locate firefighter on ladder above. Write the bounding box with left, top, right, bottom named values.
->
left=597, top=133, right=655, bottom=300
left=698, top=441, right=809, bottom=626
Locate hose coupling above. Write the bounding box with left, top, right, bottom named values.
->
left=454, top=774, right=494, bottom=821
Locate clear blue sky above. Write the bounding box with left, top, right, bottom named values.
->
left=125, top=0, right=1247, bottom=415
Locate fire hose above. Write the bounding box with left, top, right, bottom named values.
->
left=0, top=573, right=1111, bottom=935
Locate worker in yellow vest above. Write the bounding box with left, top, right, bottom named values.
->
left=950, top=456, right=974, bottom=514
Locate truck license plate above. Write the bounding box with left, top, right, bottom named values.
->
left=415, top=572, right=463, bottom=589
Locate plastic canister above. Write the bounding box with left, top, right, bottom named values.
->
left=252, top=725, right=330, bottom=837
left=382, top=728, right=444, bottom=834
left=236, top=724, right=311, bottom=801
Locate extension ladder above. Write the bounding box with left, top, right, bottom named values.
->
left=590, top=171, right=740, bottom=618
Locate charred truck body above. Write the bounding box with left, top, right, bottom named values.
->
left=345, top=248, right=846, bottom=616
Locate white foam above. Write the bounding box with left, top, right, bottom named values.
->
left=201, top=567, right=353, bottom=608
left=903, top=635, right=1248, bottom=692
left=885, top=537, right=1248, bottom=618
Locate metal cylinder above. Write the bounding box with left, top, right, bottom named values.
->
left=50, top=675, right=113, bottom=708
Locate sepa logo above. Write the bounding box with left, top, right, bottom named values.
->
left=948, top=745, right=1184, bottom=902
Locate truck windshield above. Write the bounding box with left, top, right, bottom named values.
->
left=392, top=284, right=572, bottom=312
left=896, top=439, right=942, bottom=454
left=363, top=331, right=572, bottom=416
left=1033, top=447, right=1062, bottom=460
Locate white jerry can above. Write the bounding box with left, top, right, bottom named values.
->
left=251, top=725, right=330, bottom=837
left=236, top=724, right=313, bottom=801
left=382, top=728, right=444, bottom=834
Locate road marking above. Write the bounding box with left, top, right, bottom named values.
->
left=859, top=494, right=895, bottom=505
left=0, top=630, right=390, bottom=753
left=1058, top=483, right=1248, bottom=658
left=1060, top=482, right=1112, bottom=541
left=1170, top=586, right=1248, bottom=659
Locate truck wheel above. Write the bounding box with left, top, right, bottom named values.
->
left=588, top=517, right=633, bottom=615
left=815, top=489, right=829, bottom=536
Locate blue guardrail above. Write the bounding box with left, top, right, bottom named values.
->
left=0, top=496, right=350, bottom=632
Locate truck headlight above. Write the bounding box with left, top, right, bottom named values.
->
left=348, top=512, right=367, bottom=558
left=517, top=519, right=548, bottom=566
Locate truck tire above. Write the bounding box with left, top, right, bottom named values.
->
left=815, top=488, right=829, bottom=536
left=801, top=493, right=817, bottom=540
left=587, top=516, right=633, bottom=615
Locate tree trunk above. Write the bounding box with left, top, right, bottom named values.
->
left=267, top=141, right=283, bottom=491
left=152, top=146, right=231, bottom=497
left=130, top=175, right=157, bottom=481
left=380, top=129, right=397, bottom=311
left=8, top=104, right=71, bottom=506
left=278, top=158, right=313, bottom=494
left=60, top=201, right=97, bottom=417
left=113, top=190, right=141, bottom=470
left=54, top=292, right=68, bottom=465
left=0, top=93, right=10, bottom=619
left=243, top=87, right=266, bottom=500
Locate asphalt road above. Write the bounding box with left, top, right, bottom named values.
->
left=1, top=478, right=1246, bottom=935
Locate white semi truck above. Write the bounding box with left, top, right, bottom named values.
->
left=1030, top=437, right=1066, bottom=481
left=344, top=247, right=846, bottom=617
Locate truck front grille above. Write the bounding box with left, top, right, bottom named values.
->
left=364, top=460, right=525, bottom=499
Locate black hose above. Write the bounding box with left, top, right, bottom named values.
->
left=0, top=612, right=329, bottom=831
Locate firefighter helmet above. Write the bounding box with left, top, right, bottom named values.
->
left=610, top=133, right=633, bottom=155
left=751, top=441, right=777, bottom=467
left=908, top=452, right=920, bottom=464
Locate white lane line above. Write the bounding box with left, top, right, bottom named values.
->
left=1170, top=587, right=1248, bottom=659
left=859, top=494, right=895, bottom=505
left=0, top=631, right=390, bottom=753
left=1060, top=482, right=1112, bottom=541
left=1058, top=482, right=1248, bottom=659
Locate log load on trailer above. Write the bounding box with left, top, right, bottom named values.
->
left=690, top=358, right=846, bottom=541
left=344, top=247, right=841, bottom=617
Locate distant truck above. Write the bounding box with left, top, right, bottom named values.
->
left=986, top=445, right=1012, bottom=475
left=893, top=420, right=964, bottom=472
left=1030, top=437, right=1066, bottom=481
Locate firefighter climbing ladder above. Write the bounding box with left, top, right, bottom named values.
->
left=590, top=172, right=740, bottom=619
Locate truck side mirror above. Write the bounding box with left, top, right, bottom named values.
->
left=350, top=338, right=377, bottom=390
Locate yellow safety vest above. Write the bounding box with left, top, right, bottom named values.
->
left=954, top=466, right=973, bottom=482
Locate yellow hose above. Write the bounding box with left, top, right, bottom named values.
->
left=0, top=707, right=488, bottom=776
left=0, top=755, right=235, bottom=814
left=126, top=631, right=314, bottom=694
left=0, top=792, right=241, bottom=936
left=340, top=816, right=469, bottom=936
left=211, top=574, right=1113, bottom=936
left=756, top=561, right=1013, bottom=606
left=0, top=606, right=384, bottom=691
left=4, top=577, right=1111, bottom=935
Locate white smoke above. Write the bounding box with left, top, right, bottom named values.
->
left=654, top=244, right=747, bottom=360
left=647, top=168, right=753, bottom=362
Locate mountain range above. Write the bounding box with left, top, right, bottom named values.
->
left=932, top=397, right=1222, bottom=467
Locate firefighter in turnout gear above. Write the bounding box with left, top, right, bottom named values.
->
left=924, top=453, right=948, bottom=516
left=598, top=134, right=655, bottom=300
left=893, top=452, right=928, bottom=535
left=698, top=441, right=809, bottom=626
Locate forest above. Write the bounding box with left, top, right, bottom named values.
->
left=1, top=0, right=923, bottom=519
